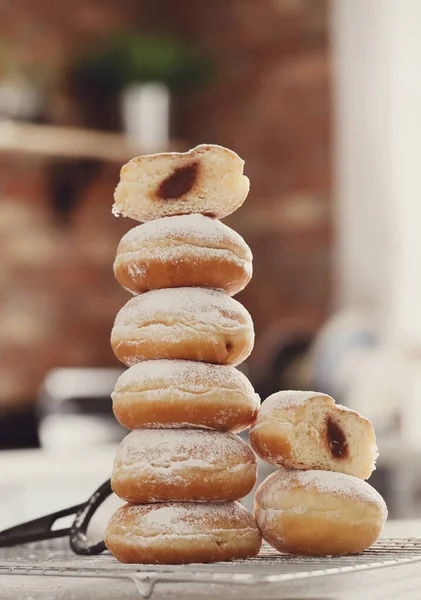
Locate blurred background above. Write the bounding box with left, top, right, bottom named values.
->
left=0, top=0, right=420, bottom=530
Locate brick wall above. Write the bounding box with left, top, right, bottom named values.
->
left=0, top=0, right=331, bottom=407
left=172, top=0, right=332, bottom=338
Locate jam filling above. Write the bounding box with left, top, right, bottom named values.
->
left=158, top=162, right=198, bottom=200
left=326, top=417, right=348, bottom=459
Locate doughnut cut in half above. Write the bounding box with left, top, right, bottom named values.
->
left=113, top=144, right=250, bottom=222
left=250, top=391, right=377, bottom=479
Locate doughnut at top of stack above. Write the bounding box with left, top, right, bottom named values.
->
left=112, top=144, right=250, bottom=222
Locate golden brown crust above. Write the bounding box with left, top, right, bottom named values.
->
left=105, top=533, right=261, bottom=564
left=105, top=502, right=262, bottom=564
left=113, top=394, right=258, bottom=432
left=112, top=361, right=259, bottom=432
left=250, top=427, right=293, bottom=466
left=112, top=330, right=253, bottom=366
left=115, top=252, right=251, bottom=296
left=112, top=467, right=256, bottom=503
left=255, top=509, right=382, bottom=556
left=111, top=429, right=258, bottom=503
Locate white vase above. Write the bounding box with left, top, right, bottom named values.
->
left=121, top=81, right=170, bottom=149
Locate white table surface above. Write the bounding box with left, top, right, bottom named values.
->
left=382, top=519, right=421, bottom=538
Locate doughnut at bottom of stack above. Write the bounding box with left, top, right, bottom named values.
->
left=105, top=501, right=262, bottom=564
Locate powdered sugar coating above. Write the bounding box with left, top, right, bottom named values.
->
left=114, top=359, right=256, bottom=397
left=108, top=502, right=257, bottom=536
left=111, top=288, right=254, bottom=367
left=258, top=390, right=370, bottom=423
left=116, top=214, right=252, bottom=259
left=114, top=287, right=252, bottom=330
left=115, top=429, right=255, bottom=468
left=113, top=215, right=253, bottom=298
left=112, top=360, right=259, bottom=432
left=262, top=390, right=333, bottom=412
left=257, top=470, right=387, bottom=517
left=112, top=430, right=257, bottom=502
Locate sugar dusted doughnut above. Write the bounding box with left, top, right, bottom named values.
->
left=111, top=429, right=257, bottom=503
left=111, top=288, right=254, bottom=367
left=112, top=360, right=259, bottom=432
left=114, top=215, right=252, bottom=296
left=105, top=501, right=262, bottom=564
left=254, top=470, right=387, bottom=556
left=113, top=144, right=249, bottom=222
left=250, top=391, right=377, bottom=479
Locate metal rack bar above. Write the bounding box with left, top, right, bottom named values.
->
left=1, top=539, right=421, bottom=599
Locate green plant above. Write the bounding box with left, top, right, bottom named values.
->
left=71, top=32, right=211, bottom=93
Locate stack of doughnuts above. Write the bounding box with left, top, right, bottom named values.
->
left=105, top=144, right=262, bottom=564
left=250, top=391, right=388, bottom=556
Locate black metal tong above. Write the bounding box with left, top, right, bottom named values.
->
left=0, top=479, right=113, bottom=555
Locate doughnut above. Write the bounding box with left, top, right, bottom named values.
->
left=105, top=501, right=262, bottom=564
left=250, top=391, right=377, bottom=479
left=112, top=144, right=249, bottom=222
left=254, top=470, right=387, bottom=556
left=111, top=429, right=257, bottom=503
left=112, top=360, right=259, bottom=432
left=113, top=214, right=252, bottom=296
left=111, top=288, right=254, bottom=367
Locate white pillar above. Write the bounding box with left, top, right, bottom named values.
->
left=332, top=0, right=421, bottom=447
left=388, top=1, right=421, bottom=345
left=331, top=0, right=395, bottom=313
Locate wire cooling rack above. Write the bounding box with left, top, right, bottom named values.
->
left=1, top=538, right=421, bottom=598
